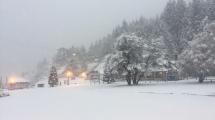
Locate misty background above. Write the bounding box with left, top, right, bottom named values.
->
left=0, top=0, right=169, bottom=77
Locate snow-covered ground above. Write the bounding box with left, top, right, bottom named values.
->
left=0, top=79, right=215, bottom=120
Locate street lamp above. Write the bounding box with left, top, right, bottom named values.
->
left=8, top=77, right=16, bottom=84
left=66, top=71, right=73, bottom=85
left=8, top=77, right=17, bottom=90
left=79, top=72, right=87, bottom=80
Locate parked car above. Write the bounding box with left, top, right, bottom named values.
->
left=0, top=89, right=9, bottom=97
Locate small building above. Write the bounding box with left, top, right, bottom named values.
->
left=144, top=68, right=168, bottom=81
left=35, top=80, right=48, bottom=88
left=7, top=77, right=30, bottom=90
left=143, top=67, right=179, bottom=81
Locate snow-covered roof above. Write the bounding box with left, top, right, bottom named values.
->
left=36, top=80, right=48, bottom=85
left=15, top=77, right=29, bottom=83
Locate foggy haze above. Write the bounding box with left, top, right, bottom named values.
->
left=0, top=0, right=169, bottom=77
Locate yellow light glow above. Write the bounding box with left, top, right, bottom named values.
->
left=66, top=71, right=73, bottom=78
left=79, top=72, right=87, bottom=80
left=8, top=77, right=16, bottom=84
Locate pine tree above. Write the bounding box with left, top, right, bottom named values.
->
left=187, top=0, right=207, bottom=37
left=206, top=0, right=215, bottom=21
left=53, top=48, right=69, bottom=68
left=48, top=66, right=58, bottom=87
left=161, top=0, right=188, bottom=59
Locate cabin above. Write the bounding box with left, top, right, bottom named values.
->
left=142, top=63, right=179, bottom=81
left=144, top=68, right=168, bottom=81
left=143, top=69, right=179, bottom=81
left=7, top=77, right=30, bottom=90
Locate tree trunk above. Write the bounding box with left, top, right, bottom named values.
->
left=132, top=68, right=139, bottom=85
left=132, top=78, right=137, bottom=85
left=198, top=73, right=205, bottom=83
left=127, top=78, right=131, bottom=85
left=132, top=74, right=139, bottom=85
left=126, top=71, right=132, bottom=86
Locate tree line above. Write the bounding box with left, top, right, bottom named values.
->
left=33, top=0, right=215, bottom=84
left=97, top=0, right=215, bottom=84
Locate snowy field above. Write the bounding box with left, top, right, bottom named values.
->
left=0, top=80, right=215, bottom=120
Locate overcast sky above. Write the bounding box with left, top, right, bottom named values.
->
left=0, top=0, right=170, bottom=77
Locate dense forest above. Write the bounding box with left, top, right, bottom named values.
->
left=33, top=0, right=215, bottom=84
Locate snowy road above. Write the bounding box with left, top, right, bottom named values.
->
left=0, top=80, right=215, bottom=120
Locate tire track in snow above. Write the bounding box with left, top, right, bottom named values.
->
left=138, top=91, right=215, bottom=97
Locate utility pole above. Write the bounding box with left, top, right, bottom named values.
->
left=0, top=76, right=2, bottom=89
left=5, top=76, right=8, bottom=89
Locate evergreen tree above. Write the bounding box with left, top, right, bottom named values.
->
left=187, top=0, right=207, bottom=37
left=206, top=0, right=215, bottom=21
left=161, top=0, right=188, bottom=59
left=48, top=66, right=58, bottom=87
left=53, top=48, right=69, bottom=68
